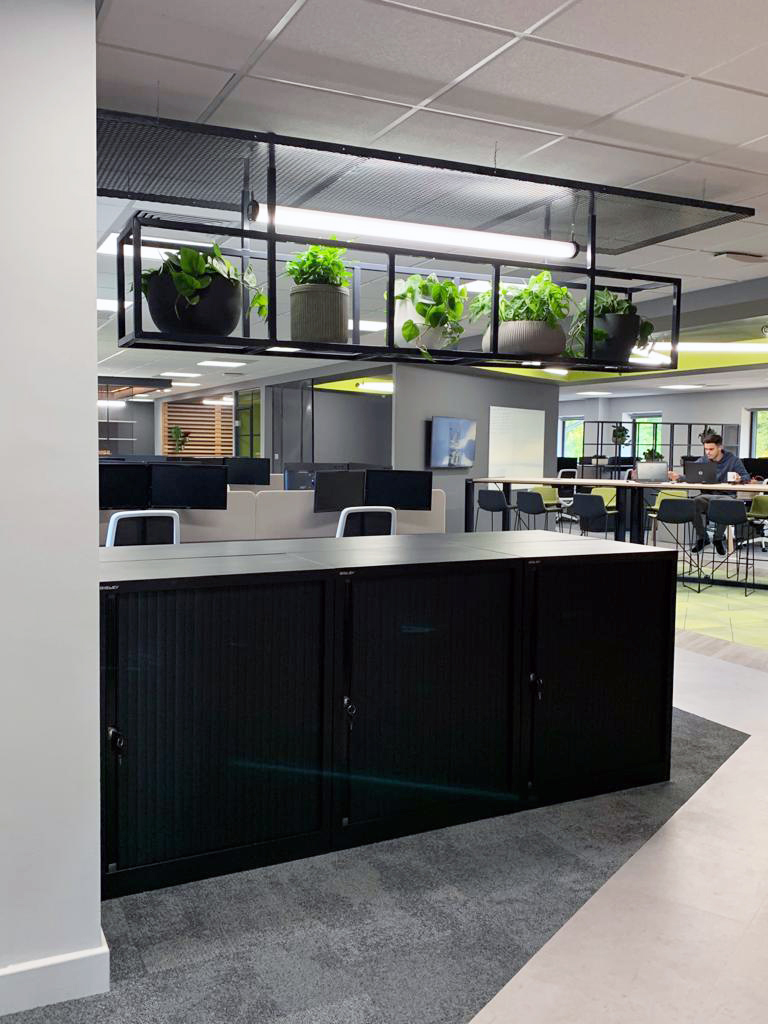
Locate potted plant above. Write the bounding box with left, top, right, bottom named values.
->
left=612, top=424, right=630, bottom=446
left=141, top=244, right=267, bottom=337
left=643, top=448, right=664, bottom=462
left=468, top=271, right=570, bottom=356
left=393, top=273, right=468, bottom=356
left=285, top=244, right=350, bottom=343
left=569, top=289, right=654, bottom=363
left=170, top=425, right=190, bottom=454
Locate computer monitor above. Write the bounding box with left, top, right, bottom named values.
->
left=557, top=457, right=577, bottom=471
left=149, top=464, right=227, bottom=509
left=313, top=471, right=366, bottom=513
left=365, top=469, right=432, bottom=510
left=744, top=458, right=768, bottom=478
left=284, top=469, right=315, bottom=491
left=225, top=457, right=270, bottom=485
left=99, top=463, right=151, bottom=510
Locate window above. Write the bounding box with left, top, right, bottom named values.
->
left=631, top=414, right=662, bottom=458
left=235, top=389, right=261, bottom=457
left=559, top=417, right=584, bottom=458
left=751, top=410, right=768, bottom=457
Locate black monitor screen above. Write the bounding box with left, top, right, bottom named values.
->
left=99, top=463, right=151, bottom=510
left=150, top=464, right=227, bottom=509
left=557, top=457, right=578, bottom=471
left=284, top=469, right=315, bottom=491
left=226, top=457, right=271, bottom=485
left=313, top=471, right=366, bottom=513
left=365, top=469, right=432, bottom=510
left=744, top=458, right=768, bottom=478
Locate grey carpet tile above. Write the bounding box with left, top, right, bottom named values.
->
left=6, top=708, right=747, bottom=1024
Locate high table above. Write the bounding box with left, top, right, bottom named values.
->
left=466, top=476, right=768, bottom=544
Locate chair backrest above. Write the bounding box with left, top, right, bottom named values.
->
left=477, top=489, right=508, bottom=513
left=707, top=498, right=747, bottom=527
left=570, top=493, right=605, bottom=521
left=749, top=494, right=768, bottom=517
left=531, top=485, right=558, bottom=505
left=591, top=486, right=617, bottom=508
left=336, top=506, right=397, bottom=538
left=647, top=487, right=687, bottom=511
left=657, top=498, right=696, bottom=524
left=106, top=510, right=180, bottom=547
left=517, top=490, right=547, bottom=515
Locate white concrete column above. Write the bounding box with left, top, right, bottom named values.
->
left=0, top=0, right=108, bottom=1015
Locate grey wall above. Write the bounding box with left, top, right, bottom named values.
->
left=132, top=401, right=156, bottom=454
left=313, top=390, right=392, bottom=465
left=393, top=365, right=559, bottom=532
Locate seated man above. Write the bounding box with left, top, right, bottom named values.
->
left=668, top=431, right=750, bottom=554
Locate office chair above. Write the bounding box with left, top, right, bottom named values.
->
left=645, top=489, right=687, bottom=545
left=515, top=490, right=557, bottom=531
left=475, top=488, right=514, bottom=531
left=653, top=498, right=704, bottom=591
left=336, top=505, right=397, bottom=538
left=707, top=499, right=755, bottom=595
left=569, top=493, right=617, bottom=539
left=747, top=494, right=768, bottom=555
left=105, top=510, right=180, bottom=547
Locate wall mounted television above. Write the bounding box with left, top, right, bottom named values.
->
left=429, top=417, right=476, bottom=468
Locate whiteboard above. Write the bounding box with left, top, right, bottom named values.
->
left=488, top=406, right=545, bottom=478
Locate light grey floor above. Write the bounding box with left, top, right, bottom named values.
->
left=10, top=710, right=746, bottom=1024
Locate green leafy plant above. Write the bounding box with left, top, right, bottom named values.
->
left=643, top=448, right=664, bottom=462
left=393, top=273, right=468, bottom=356
left=612, top=424, right=630, bottom=446
left=141, top=244, right=267, bottom=320
left=170, top=425, right=190, bottom=454
left=568, top=289, right=654, bottom=357
left=284, top=244, right=351, bottom=286
left=468, top=271, right=571, bottom=329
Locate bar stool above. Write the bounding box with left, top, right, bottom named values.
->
left=654, top=498, right=703, bottom=591
left=569, top=493, right=617, bottom=539
left=475, top=488, right=514, bottom=531
left=707, top=498, right=755, bottom=595
left=515, top=490, right=555, bottom=531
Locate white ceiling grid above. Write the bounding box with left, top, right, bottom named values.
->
left=95, top=0, right=768, bottom=388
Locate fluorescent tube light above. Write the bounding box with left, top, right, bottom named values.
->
left=97, top=399, right=126, bottom=408
left=129, top=397, right=153, bottom=403
left=202, top=398, right=232, bottom=405
left=254, top=205, right=578, bottom=261
left=170, top=381, right=201, bottom=387
left=576, top=391, right=613, bottom=396
left=658, top=384, right=704, bottom=390
left=542, top=368, right=569, bottom=376
left=197, top=360, right=247, bottom=367
left=357, top=380, right=394, bottom=393
left=97, top=298, right=133, bottom=311
left=267, top=346, right=300, bottom=353
left=97, top=233, right=212, bottom=260
left=161, top=371, right=201, bottom=378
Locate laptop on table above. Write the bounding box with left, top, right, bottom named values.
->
left=635, top=461, right=668, bottom=482
left=683, top=462, right=719, bottom=485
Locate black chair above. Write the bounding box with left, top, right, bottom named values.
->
left=475, top=488, right=514, bottom=531
left=707, top=499, right=755, bottom=594
left=515, top=490, right=557, bottom=531
left=569, top=493, right=617, bottom=539
left=654, top=498, right=703, bottom=590
left=105, top=510, right=180, bottom=547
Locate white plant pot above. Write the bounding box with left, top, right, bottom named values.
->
left=394, top=296, right=451, bottom=349
left=481, top=320, right=565, bottom=356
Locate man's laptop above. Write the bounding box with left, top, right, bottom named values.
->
left=635, top=460, right=668, bottom=482
left=684, top=462, right=719, bottom=485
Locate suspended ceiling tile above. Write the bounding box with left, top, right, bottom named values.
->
left=587, top=80, right=768, bottom=159
left=629, top=162, right=768, bottom=205
left=655, top=219, right=768, bottom=253
left=700, top=42, right=768, bottom=93
left=633, top=250, right=768, bottom=281
left=433, top=39, right=678, bottom=133
left=216, top=77, right=406, bottom=144
left=714, top=139, right=768, bottom=177
left=514, top=137, right=685, bottom=186
left=96, top=46, right=233, bottom=121
left=97, top=0, right=296, bottom=70
left=248, top=0, right=505, bottom=106
left=377, top=109, right=557, bottom=168
left=538, top=0, right=768, bottom=75
left=390, top=0, right=572, bottom=31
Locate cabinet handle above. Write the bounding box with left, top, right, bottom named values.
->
left=107, top=726, right=127, bottom=761
left=343, top=696, right=357, bottom=718
left=529, top=674, right=544, bottom=702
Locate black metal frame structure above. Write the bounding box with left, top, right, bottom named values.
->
left=98, top=110, right=755, bottom=372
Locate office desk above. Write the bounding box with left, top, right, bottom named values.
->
left=466, top=476, right=768, bottom=544
left=100, top=533, right=675, bottom=896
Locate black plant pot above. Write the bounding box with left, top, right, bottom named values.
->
left=592, top=313, right=641, bottom=363
left=146, top=270, right=241, bottom=336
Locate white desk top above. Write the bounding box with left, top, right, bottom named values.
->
left=472, top=476, right=768, bottom=493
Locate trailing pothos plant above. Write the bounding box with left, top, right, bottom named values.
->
left=393, top=273, right=468, bottom=357
left=567, top=289, right=654, bottom=357
left=284, top=244, right=351, bottom=286
left=468, top=271, right=571, bottom=328
left=141, top=244, right=268, bottom=320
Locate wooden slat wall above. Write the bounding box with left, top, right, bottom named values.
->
left=162, top=402, right=234, bottom=456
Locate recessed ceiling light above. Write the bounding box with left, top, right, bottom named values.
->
left=356, top=380, right=394, bottom=393
left=97, top=399, right=126, bottom=408
left=658, top=384, right=704, bottom=390
left=97, top=298, right=133, bottom=312
left=169, top=381, right=201, bottom=387
left=267, top=346, right=300, bottom=353
left=202, top=397, right=233, bottom=405
left=576, top=391, right=613, bottom=396
left=197, top=360, right=247, bottom=368
left=161, top=371, right=201, bottom=378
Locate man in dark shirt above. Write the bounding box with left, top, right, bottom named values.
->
left=668, top=431, right=750, bottom=554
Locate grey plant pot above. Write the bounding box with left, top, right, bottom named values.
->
left=290, top=283, right=349, bottom=343
left=482, top=320, right=565, bottom=356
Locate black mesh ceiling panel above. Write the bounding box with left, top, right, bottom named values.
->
left=97, top=111, right=753, bottom=255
